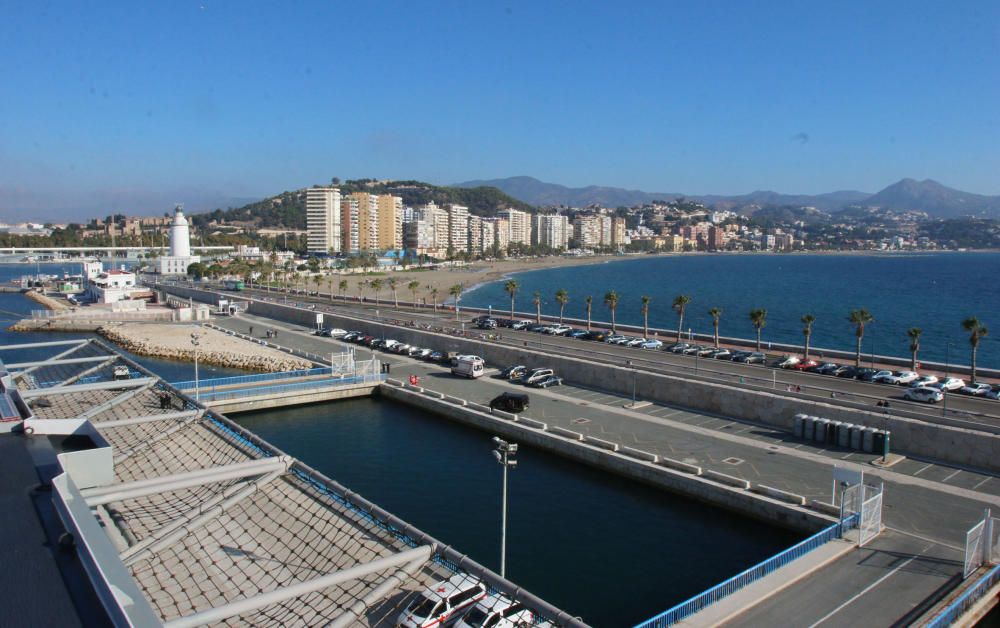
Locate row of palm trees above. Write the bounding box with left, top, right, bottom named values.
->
left=500, top=281, right=992, bottom=384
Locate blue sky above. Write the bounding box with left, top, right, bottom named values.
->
left=1, top=1, right=998, bottom=221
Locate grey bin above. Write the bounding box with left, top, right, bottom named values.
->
left=862, top=427, right=875, bottom=453
left=838, top=423, right=854, bottom=448
left=815, top=419, right=830, bottom=444
left=850, top=425, right=864, bottom=451
left=793, top=414, right=807, bottom=439
left=803, top=416, right=816, bottom=441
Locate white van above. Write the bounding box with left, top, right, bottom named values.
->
left=397, top=574, right=487, bottom=628
left=452, top=355, right=486, bottom=379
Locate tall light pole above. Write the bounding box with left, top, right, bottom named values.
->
left=492, top=436, right=518, bottom=578
left=190, top=330, right=201, bottom=401
left=943, top=342, right=953, bottom=417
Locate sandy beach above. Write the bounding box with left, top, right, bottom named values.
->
left=289, top=253, right=653, bottom=304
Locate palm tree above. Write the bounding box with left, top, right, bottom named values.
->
left=338, top=279, right=348, bottom=301
left=555, top=289, right=569, bottom=324
left=585, top=295, right=593, bottom=331
left=430, top=287, right=439, bottom=310
left=640, top=296, right=651, bottom=338
left=963, top=317, right=989, bottom=384
left=906, top=327, right=922, bottom=372
left=312, top=274, right=322, bottom=294
left=449, top=284, right=463, bottom=320
left=357, top=279, right=368, bottom=301
left=672, top=295, right=691, bottom=341
left=604, top=291, right=619, bottom=333
left=848, top=308, right=874, bottom=367
left=504, top=280, right=520, bottom=320
left=709, top=307, right=723, bottom=348
left=371, top=278, right=383, bottom=306
left=408, top=281, right=420, bottom=308
left=532, top=291, right=542, bottom=323
left=749, top=308, right=767, bottom=351
left=327, top=276, right=335, bottom=301
left=801, top=314, right=816, bottom=360
left=388, top=277, right=399, bottom=308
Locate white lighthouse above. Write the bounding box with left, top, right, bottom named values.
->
left=158, top=204, right=200, bottom=275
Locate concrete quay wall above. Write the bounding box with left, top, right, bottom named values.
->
left=380, top=383, right=830, bottom=534
left=156, top=284, right=1000, bottom=472
left=191, top=381, right=377, bottom=414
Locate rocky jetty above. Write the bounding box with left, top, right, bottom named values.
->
left=97, top=323, right=312, bottom=372
left=23, top=289, right=71, bottom=311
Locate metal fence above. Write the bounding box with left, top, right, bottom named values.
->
left=634, top=519, right=847, bottom=627
left=191, top=372, right=385, bottom=403
left=170, top=366, right=335, bottom=390
left=859, top=484, right=884, bottom=547
left=927, top=562, right=1000, bottom=628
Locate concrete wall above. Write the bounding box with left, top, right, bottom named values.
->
left=156, top=283, right=1000, bottom=472
left=380, top=383, right=830, bottom=534
left=202, top=382, right=377, bottom=414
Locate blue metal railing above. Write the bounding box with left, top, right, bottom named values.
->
left=635, top=517, right=851, bottom=627
left=170, top=366, right=334, bottom=390
left=191, top=373, right=384, bottom=403
left=926, top=562, right=1000, bottom=628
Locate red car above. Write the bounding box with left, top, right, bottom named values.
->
left=791, top=360, right=819, bottom=371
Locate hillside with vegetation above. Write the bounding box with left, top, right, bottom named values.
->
left=187, top=179, right=533, bottom=231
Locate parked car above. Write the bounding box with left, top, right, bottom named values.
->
left=582, top=331, right=606, bottom=341
left=811, top=362, right=839, bottom=374
left=626, top=337, right=647, bottom=347
left=428, top=351, right=446, bottom=362
left=696, top=346, right=716, bottom=357
left=682, top=345, right=703, bottom=355
left=910, top=375, right=939, bottom=388
left=986, top=388, right=1000, bottom=400
left=903, top=387, right=945, bottom=404
left=665, top=342, right=689, bottom=353
left=523, top=368, right=555, bottom=385
left=854, top=368, right=878, bottom=382
left=711, top=348, right=732, bottom=359
left=396, top=574, right=487, bottom=628
left=527, top=375, right=563, bottom=388
left=740, top=352, right=767, bottom=364
left=568, top=330, right=589, bottom=338
left=871, top=370, right=897, bottom=384
left=510, top=321, right=529, bottom=330
left=455, top=595, right=535, bottom=628
left=499, top=365, right=527, bottom=380
left=548, top=324, right=573, bottom=336
left=412, top=348, right=433, bottom=359
left=729, top=350, right=750, bottom=361
left=775, top=355, right=801, bottom=369
left=791, top=360, right=819, bottom=371
left=640, top=339, right=664, bottom=350
left=327, top=328, right=348, bottom=338
left=834, top=366, right=860, bottom=378
left=489, top=392, right=529, bottom=413
left=960, top=382, right=993, bottom=396
left=939, top=377, right=966, bottom=392
left=526, top=323, right=549, bottom=333
left=476, top=318, right=498, bottom=330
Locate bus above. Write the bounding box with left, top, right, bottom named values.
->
left=223, top=279, right=245, bottom=291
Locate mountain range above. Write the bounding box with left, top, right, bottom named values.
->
left=455, top=176, right=1000, bottom=218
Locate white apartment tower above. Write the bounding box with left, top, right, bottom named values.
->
left=534, top=214, right=570, bottom=250
left=499, top=208, right=532, bottom=245
left=447, top=204, right=470, bottom=253
left=340, top=196, right=360, bottom=253
left=468, top=215, right=483, bottom=253
left=306, top=187, right=341, bottom=255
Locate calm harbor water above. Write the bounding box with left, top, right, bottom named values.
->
left=462, top=251, right=1000, bottom=370
left=236, top=399, right=798, bottom=626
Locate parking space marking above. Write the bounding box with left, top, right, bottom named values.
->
left=942, top=469, right=962, bottom=483
left=974, top=476, right=992, bottom=490
left=913, top=463, right=934, bottom=477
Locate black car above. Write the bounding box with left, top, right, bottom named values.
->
left=855, top=368, right=878, bottom=381
left=476, top=319, right=498, bottom=330
left=526, top=323, right=549, bottom=332
left=582, top=331, right=607, bottom=341
left=489, top=392, right=529, bottom=413
left=835, top=366, right=859, bottom=378
left=499, top=365, right=528, bottom=380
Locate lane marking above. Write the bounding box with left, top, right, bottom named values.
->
left=808, top=549, right=926, bottom=627
left=913, top=463, right=934, bottom=476
left=942, top=469, right=962, bottom=483
left=974, top=476, right=993, bottom=490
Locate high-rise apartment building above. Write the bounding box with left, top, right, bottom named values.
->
left=487, top=217, right=510, bottom=252
left=376, top=194, right=403, bottom=250
left=340, top=196, right=360, bottom=253
left=572, top=216, right=602, bottom=248
left=306, top=187, right=341, bottom=254
left=499, top=209, right=532, bottom=246
left=447, top=205, right=470, bottom=253
left=611, top=217, right=628, bottom=247
left=534, top=214, right=570, bottom=250
left=598, top=215, right=613, bottom=247
left=350, top=192, right=380, bottom=250
left=468, top=215, right=483, bottom=253
left=480, top=219, right=496, bottom=255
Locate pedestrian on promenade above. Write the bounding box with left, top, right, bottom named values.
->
left=249, top=326, right=254, bottom=336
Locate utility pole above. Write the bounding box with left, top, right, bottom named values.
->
left=492, top=437, right=518, bottom=578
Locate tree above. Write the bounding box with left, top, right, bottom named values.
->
left=907, top=327, right=922, bottom=372
left=962, top=316, right=989, bottom=384
left=533, top=291, right=542, bottom=323
left=504, top=279, right=520, bottom=320
left=408, top=281, right=420, bottom=308
left=449, top=284, right=463, bottom=319
left=749, top=308, right=767, bottom=351
left=371, top=278, right=383, bottom=306
left=339, top=279, right=348, bottom=301
left=555, top=289, right=569, bottom=324
left=312, top=274, right=321, bottom=293
left=848, top=308, right=874, bottom=367
left=357, top=279, right=368, bottom=301
left=430, top=287, right=439, bottom=310
left=388, top=277, right=399, bottom=308
left=604, top=291, right=619, bottom=333
left=709, top=307, right=723, bottom=348
left=801, top=314, right=815, bottom=360
left=672, top=295, right=691, bottom=341
left=585, top=295, right=593, bottom=331
left=641, top=296, right=651, bottom=338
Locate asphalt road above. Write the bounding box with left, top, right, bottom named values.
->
left=221, top=283, right=1000, bottom=429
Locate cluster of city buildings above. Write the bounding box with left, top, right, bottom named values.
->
left=305, top=186, right=630, bottom=257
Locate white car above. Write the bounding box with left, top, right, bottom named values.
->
left=904, top=387, right=944, bottom=404
left=910, top=375, right=939, bottom=388
left=939, top=377, right=966, bottom=392
left=626, top=337, right=647, bottom=347
left=640, top=339, right=664, bottom=350
left=605, top=334, right=626, bottom=344
left=328, top=327, right=348, bottom=338
left=776, top=355, right=801, bottom=369
left=890, top=371, right=920, bottom=385
left=455, top=595, right=535, bottom=628
left=871, top=370, right=896, bottom=384
left=523, top=368, right=555, bottom=385
left=961, top=382, right=993, bottom=396
left=396, top=574, right=487, bottom=628
left=547, top=324, right=573, bottom=336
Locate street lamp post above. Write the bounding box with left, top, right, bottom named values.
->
left=943, top=342, right=952, bottom=417
left=190, top=331, right=201, bottom=401
left=492, top=437, right=518, bottom=578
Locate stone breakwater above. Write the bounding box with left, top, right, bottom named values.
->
left=24, top=289, right=71, bottom=310
left=97, top=323, right=312, bottom=372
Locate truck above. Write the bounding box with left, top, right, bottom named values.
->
left=223, top=279, right=245, bottom=291
left=451, top=355, right=485, bottom=379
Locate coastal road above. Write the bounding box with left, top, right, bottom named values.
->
left=219, top=283, right=1000, bottom=428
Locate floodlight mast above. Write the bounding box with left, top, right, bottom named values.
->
left=492, top=436, right=518, bottom=578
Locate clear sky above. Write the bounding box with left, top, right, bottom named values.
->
left=1, top=1, right=998, bottom=221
